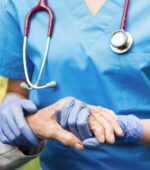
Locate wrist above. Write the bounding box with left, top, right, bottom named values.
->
left=2, top=94, right=23, bottom=106
left=117, top=115, right=144, bottom=143
left=26, top=108, right=54, bottom=140
left=3, top=93, right=27, bottom=102
left=26, top=113, right=41, bottom=139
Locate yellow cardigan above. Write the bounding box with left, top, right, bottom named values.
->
left=0, top=77, right=8, bottom=101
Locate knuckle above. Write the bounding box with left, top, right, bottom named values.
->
left=96, top=128, right=104, bottom=135
left=106, top=127, right=113, bottom=134
left=108, top=118, right=115, bottom=125
left=63, top=140, right=70, bottom=146
left=11, top=136, right=16, bottom=142
left=63, top=135, right=73, bottom=146
left=1, top=137, right=8, bottom=144
left=0, top=110, right=6, bottom=117
left=16, top=131, right=21, bottom=138
left=112, top=121, right=119, bottom=128
left=77, top=119, right=86, bottom=128
left=90, top=125, right=97, bottom=131
left=110, top=127, right=114, bottom=133
left=99, top=126, right=105, bottom=133
left=90, top=120, right=98, bottom=128
left=77, top=122, right=85, bottom=129
left=20, top=125, right=26, bottom=132
left=0, top=113, right=5, bottom=120
left=68, top=120, right=75, bottom=127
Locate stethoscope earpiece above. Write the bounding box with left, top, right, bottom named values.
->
left=110, top=30, right=133, bottom=54
left=46, top=81, right=57, bottom=88
left=20, top=82, right=32, bottom=90
left=20, top=81, right=57, bottom=90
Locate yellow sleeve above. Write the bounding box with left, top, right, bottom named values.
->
left=0, top=77, right=8, bottom=102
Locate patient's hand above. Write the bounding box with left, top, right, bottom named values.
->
left=88, top=105, right=123, bottom=144
left=26, top=97, right=123, bottom=149
left=55, top=98, right=123, bottom=148
left=26, top=97, right=84, bottom=150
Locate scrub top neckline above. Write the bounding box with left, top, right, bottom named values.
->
left=63, top=0, right=125, bottom=50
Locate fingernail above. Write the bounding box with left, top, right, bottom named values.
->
left=75, top=143, right=84, bottom=150
left=118, top=128, right=123, bottom=135
left=110, top=134, right=115, bottom=143
left=99, top=135, right=105, bottom=143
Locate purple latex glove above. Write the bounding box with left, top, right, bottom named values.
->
left=117, top=115, right=144, bottom=143
left=84, top=115, right=144, bottom=148
left=56, top=99, right=99, bottom=148
left=0, top=94, right=40, bottom=147
left=55, top=98, right=92, bottom=141
left=56, top=99, right=144, bottom=149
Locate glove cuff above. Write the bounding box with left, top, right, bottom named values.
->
left=118, top=115, right=144, bottom=144
left=2, top=94, right=22, bottom=105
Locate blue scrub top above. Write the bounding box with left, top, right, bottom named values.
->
left=0, top=0, right=150, bottom=170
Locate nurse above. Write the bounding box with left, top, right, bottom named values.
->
left=1, top=0, right=150, bottom=170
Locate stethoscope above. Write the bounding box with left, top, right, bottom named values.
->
left=21, top=0, right=57, bottom=90
left=110, top=0, right=133, bottom=54
left=21, top=0, right=133, bottom=90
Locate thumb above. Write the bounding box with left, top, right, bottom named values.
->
left=83, top=138, right=100, bottom=149
left=21, top=99, right=38, bottom=114
left=52, top=125, right=84, bottom=150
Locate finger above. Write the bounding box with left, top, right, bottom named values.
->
left=0, top=112, right=24, bottom=146
left=68, top=103, right=85, bottom=139
left=51, top=124, right=84, bottom=150
left=13, top=105, right=40, bottom=146
left=0, top=109, right=17, bottom=145
left=0, top=126, right=10, bottom=145
left=83, top=138, right=100, bottom=149
left=98, top=106, right=118, bottom=120
left=89, top=116, right=105, bottom=143
left=76, top=107, right=92, bottom=140
left=98, top=108, right=123, bottom=136
left=21, top=99, right=37, bottom=115
left=92, top=112, right=115, bottom=144
left=11, top=106, right=36, bottom=146
left=59, top=98, right=75, bottom=129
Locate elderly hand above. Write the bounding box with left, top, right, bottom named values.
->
left=26, top=97, right=84, bottom=150
left=55, top=98, right=123, bottom=148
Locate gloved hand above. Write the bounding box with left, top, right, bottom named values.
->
left=117, top=115, right=144, bottom=143
left=83, top=115, right=144, bottom=148
left=56, top=98, right=92, bottom=141
left=56, top=98, right=105, bottom=148
left=0, top=94, right=40, bottom=147
left=56, top=98, right=144, bottom=148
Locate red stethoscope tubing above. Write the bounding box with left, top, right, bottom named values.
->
left=121, top=0, right=130, bottom=30
left=24, top=0, right=130, bottom=36
left=24, top=0, right=54, bottom=37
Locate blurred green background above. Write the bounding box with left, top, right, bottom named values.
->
left=0, top=77, right=42, bottom=170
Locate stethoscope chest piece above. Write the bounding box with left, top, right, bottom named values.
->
left=110, top=30, right=133, bottom=54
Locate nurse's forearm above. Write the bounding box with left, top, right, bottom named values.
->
left=140, top=120, right=150, bottom=144
left=6, top=79, right=28, bottom=99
